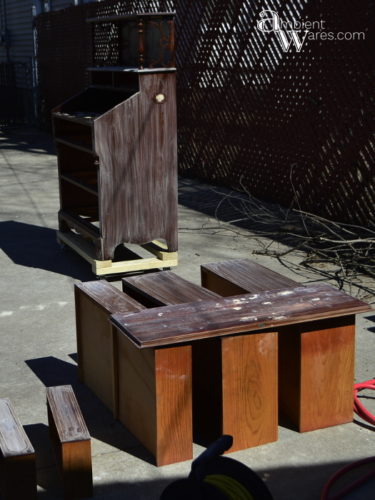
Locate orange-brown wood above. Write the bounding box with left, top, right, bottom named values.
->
left=299, top=317, right=355, bottom=431
left=47, top=386, right=93, bottom=499
left=74, top=281, right=143, bottom=413
left=0, top=399, right=37, bottom=500
left=155, top=346, right=193, bottom=466
left=116, top=332, right=192, bottom=466
left=122, top=271, right=278, bottom=450
left=221, top=333, right=278, bottom=451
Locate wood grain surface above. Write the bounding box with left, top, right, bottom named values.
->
left=122, top=270, right=220, bottom=307
left=47, top=385, right=93, bottom=499
left=121, top=271, right=278, bottom=449
left=111, top=283, right=371, bottom=348
left=75, top=281, right=143, bottom=411
left=46, top=386, right=90, bottom=443
left=221, top=333, right=278, bottom=450
left=201, top=259, right=298, bottom=295
left=0, top=399, right=35, bottom=458
left=116, top=335, right=192, bottom=465
left=94, top=71, right=178, bottom=259
left=299, top=316, right=355, bottom=431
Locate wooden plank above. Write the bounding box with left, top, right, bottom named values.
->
left=280, top=316, right=356, bottom=431
left=111, top=283, right=371, bottom=348
left=47, top=386, right=93, bottom=499
left=201, top=259, right=298, bottom=296
left=75, top=281, right=143, bottom=412
left=116, top=335, right=192, bottom=466
left=0, top=399, right=36, bottom=500
left=122, top=271, right=220, bottom=307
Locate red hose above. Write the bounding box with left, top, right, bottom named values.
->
left=353, top=378, right=375, bottom=426
left=320, top=381, right=375, bottom=499
left=320, top=457, right=375, bottom=500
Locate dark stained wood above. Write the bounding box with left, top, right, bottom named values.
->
left=122, top=271, right=220, bottom=307
left=201, top=259, right=298, bottom=295
left=74, top=281, right=144, bottom=412
left=111, top=283, right=371, bottom=348
left=53, top=15, right=178, bottom=261
left=0, top=399, right=36, bottom=500
left=47, top=385, right=93, bottom=499
left=94, top=71, right=178, bottom=258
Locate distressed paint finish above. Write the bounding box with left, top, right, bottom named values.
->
left=93, top=71, right=177, bottom=259
left=111, top=283, right=370, bottom=348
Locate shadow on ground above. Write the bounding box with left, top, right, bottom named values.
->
left=0, top=127, right=56, bottom=155
left=25, top=355, right=155, bottom=466
left=0, top=220, right=94, bottom=280
left=31, top=460, right=375, bottom=500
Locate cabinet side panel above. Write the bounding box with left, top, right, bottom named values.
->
left=94, top=72, right=178, bottom=260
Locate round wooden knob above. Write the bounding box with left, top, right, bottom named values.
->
left=154, top=93, right=166, bottom=103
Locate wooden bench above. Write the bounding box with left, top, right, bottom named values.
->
left=47, top=385, right=92, bottom=499
left=75, top=280, right=144, bottom=414
left=0, top=399, right=37, bottom=500
left=122, top=272, right=279, bottom=452
left=201, top=259, right=371, bottom=431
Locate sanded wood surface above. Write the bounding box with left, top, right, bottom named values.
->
left=75, top=281, right=144, bottom=412
left=111, top=283, right=370, bottom=348
left=122, top=270, right=220, bottom=306
left=221, top=333, right=278, bottom=450
left=0, top=399, right=37, bottom=500
left=298, top=317, right=355, bottom=431
left=0, top=399, right=35, bottom=458
left=116, top=335, right=192, bottom=465
left=201, top=259, right=298, bottom=296
left=47, top=386, right=93, bottom=499
left=47, top=386, right=90, bottom=443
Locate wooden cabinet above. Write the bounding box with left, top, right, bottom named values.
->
left=52, top=13, right=177, bottom=264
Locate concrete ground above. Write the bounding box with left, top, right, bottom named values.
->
left=0, top=127, right=374, bottom=499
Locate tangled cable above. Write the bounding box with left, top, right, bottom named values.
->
left=354, top=378, right=375, bottom=426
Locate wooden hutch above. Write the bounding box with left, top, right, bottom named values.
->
left=52, top=13, right=178, bottom=275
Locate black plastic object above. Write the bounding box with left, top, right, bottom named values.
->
left=160, top=435, right=273, bottom=500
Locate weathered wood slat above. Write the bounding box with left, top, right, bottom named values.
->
left=201, top=259, right=298, bottom=295
left=111, top=283, right=370, bottom=348
left=0, top=399, right=37, bottom=500
left=47, top=386, right=93, bottom=499
left=122, top=270, right=220, bottom=307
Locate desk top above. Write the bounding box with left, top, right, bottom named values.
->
left=111, top=283, right=371, bottom=348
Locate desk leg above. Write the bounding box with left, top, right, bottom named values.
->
left=193, top=332, right=278, bottom=451
left=116, top=334, right=192, bottom=466
left=221, top=332, right=278, bottom=451
left=279, top=316, right=355, bottom=431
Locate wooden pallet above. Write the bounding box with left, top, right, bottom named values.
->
left=57, top=231, right=178, bottom=276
